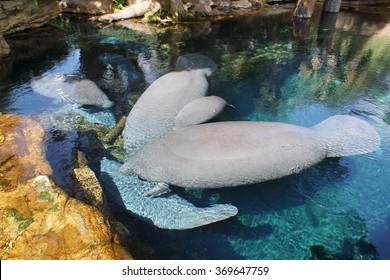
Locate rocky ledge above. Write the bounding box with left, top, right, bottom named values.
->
left=0, top=1, right=60, bottom=35
left=0, top=0, right=60, bottom=56
left=0, top=114, right=132, bottom=260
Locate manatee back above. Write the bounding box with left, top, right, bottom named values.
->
left=73, top=80, right=113, bottom=108
left=123, top=70, right=210, bottom=155
left=122, top=121, right=327, bottom=188
left=174, top=96, right=227, bottom=129
left=175, top=54, right=217, bottom=75
left=30, top=74, right=112, bottom=108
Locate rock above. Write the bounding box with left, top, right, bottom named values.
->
left=59, top=0, right=113, bottom=15
left=0, top=26, right=66, bottom=79
left=217, top=1, right=231, bottom=10
left=189, top=0, right=213, bottom=14
left=0, top=35, right=10, bottom=56
left=73, top=162, right=111, bottom=217
left=231, top=0, right=252, bottom=9
left=0, top=115, right=52, bottom=192
left=0, top=176, right=132, bottom=259
left=0, top=0, right=60, bottom=35
left=0, top=114, right=132, bottom=259
left=293, top=0, right=316, bottom=19
left=96, top=0, right=161, bottom=22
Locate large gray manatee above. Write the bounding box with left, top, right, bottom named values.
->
left=120, top=115, right=381, bottom=189
left=122, top=54, right=226, bottom=156
left=30, top=74, right=113, bottom=108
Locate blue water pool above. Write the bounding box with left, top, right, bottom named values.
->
left=1, top=7, right=389, bottom=259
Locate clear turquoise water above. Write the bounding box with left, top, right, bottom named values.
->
left=1, top=8, right=390, bottom=259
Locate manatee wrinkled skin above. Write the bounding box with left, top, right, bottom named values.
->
left=120, top=115, right=381, bottom=189
left=30, top=74, right=113, bottom=108
left=122, top=54, right=225, bottom=156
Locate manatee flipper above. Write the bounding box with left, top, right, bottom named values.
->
left=144, top=182, right=171, bottom=197
left=174, top=96, right=227, bottom=130
left=311, top=115, right=381, bottom=157
left=102, top=157, right=238, bottom=230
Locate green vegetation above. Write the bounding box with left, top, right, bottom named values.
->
left=38, top=190, right=54, bottom=202
left=18, top=218, right=34, bottom=232
left=113, top=0, right=126, bottom=11
left=5, top=208, right=34, bottom=233
left=6, top=208, right=19, bottom=219
left=49, top=203, right=59, bottom=212
left=146, top=0, right=199, bottom=23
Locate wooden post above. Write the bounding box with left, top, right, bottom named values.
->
left=317, top=12, right=338, bottom=49
left=322, top=0, right=341, bottom=13
left=293, top=18, right=312, bottom=39
left=293, top=0, right=317, bottom=18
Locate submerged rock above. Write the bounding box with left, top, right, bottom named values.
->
left=0, top=114, right=132, bottom=259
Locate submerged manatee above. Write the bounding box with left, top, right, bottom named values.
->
left=101, top=157, right=238, bottom=230
left=121, top=115, right=381, bottom=189
left=98, top=53, right=143, bottom=84
left=122, top=54, right=226, bottom=156
left=99, top=37, right=148, bottom=54
left=30, top=74, right=113, bottom=108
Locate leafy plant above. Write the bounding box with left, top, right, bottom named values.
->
left=113, top=0, right=126, bottom=11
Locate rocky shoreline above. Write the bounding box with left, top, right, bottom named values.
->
left=1, top=0, right=389, bottom=55
left=0, top=114, right=133, bottom=259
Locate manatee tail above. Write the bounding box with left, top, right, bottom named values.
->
left=311, top=115, right=381, bottom=157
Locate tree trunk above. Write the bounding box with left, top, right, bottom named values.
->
left=293, top=0, right=316, bottom=19
left=322, top=0, right=341, bottom=13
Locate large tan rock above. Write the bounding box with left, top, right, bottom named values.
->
left=0, top=114, right=52, bottom=192
left=0, top=114, right=132, bottom=260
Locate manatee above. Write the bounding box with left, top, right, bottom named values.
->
left=99, top=37, right=148, bottom=54
left=122, top=54, right=226, bottom=156
left=101, top=157, right=238, bottom=230
left=175, top=96, right=227, bottom=129
left=30, top=74, right=113, bottom=108
left=120, top=115, right=381, bottom=190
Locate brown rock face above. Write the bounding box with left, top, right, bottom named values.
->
left=0, top=35, right=10, bottom=56
left=0, top=114, right=52, bottom=192
left=0, top=114, right=132, bottom=260
left=0, top=1, right=60, bottom=35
